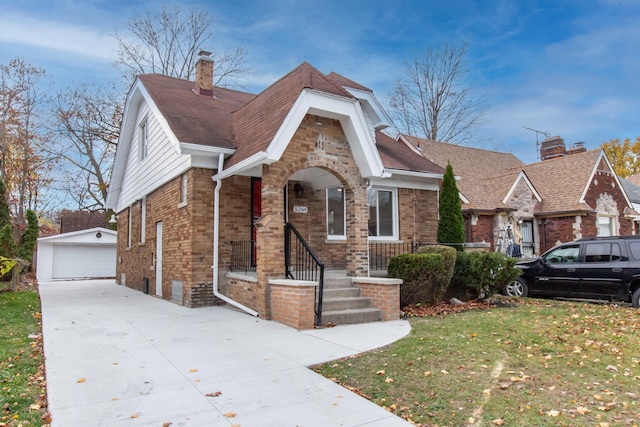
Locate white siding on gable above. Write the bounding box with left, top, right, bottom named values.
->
left=119, top=100, right=190, bottom=209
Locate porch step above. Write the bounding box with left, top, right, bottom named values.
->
left=322, top=296, right=372, bottom=311
left=316, top=272, right=382, bottom=326
left=321, top=308, right=382, bottom=325
left=322, top=287, right=360, bottom=298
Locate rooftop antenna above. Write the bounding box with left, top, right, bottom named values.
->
left=523, top=126, right=551, bottom=159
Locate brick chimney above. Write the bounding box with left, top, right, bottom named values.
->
left=567, top=141, right=587, bottom=156
left=194, top=50, right=213, bottom=96
left=540, top=136, right=567, bottom=161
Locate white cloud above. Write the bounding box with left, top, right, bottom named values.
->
left=0, top=13, right=115, bottom=61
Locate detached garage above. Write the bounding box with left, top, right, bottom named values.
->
left=36, top=227, right=117, bottom=281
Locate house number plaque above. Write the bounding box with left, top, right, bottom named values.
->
left=293, top=206, right=308, bottom=214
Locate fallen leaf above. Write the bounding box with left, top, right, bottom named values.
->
left=189, top=369, right=198, bottom=373
left=162, top=423, right=172, bottom=427
left=547, top=410, right=560, bottom=417
left=130, top=414, right=139, bottom=419
left=375, top=370, right=385, bottom=376
left=576, top=406, right=590, bottom=415
left=76, top=377, right=86, bottom=383
left=224, top=412, right=237, bottom=418
left=206, top=391, right=222, bottom=397
left=423, top=371, right=431, bottom=377
left=29, top=404, right=40, bottom=410
left=385, top=377, right=394, bottom=383
left=441, top=370, right=449, bottom=375
left=492, top=419, right=504, bottom=426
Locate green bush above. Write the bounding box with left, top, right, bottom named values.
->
left=450, top=251, right=521, bottom=300
left=415, top=244, right=457, bottom=283
left=388, top=251, right=454, bottom=306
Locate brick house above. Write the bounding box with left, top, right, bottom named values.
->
left=106, top=54, right=444, bottom=329
left=399, top=134, right=638, bottom=256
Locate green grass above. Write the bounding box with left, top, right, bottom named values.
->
left=314, top=299, right=640, bottom=426
left=0, top=291, right=47, bottom=426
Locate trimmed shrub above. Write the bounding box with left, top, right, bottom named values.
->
left=450, top=251, right=521, bottom=300
left=415, top=244, right=457, bottom=284
left=388, top=252, right=452, bottom=306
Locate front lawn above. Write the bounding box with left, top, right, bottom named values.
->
left=315, top=299, right=640, bottom=426
left=0, top=291, right=48, bottom=427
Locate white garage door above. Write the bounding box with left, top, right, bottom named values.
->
left=52, top=244, right=116, bottom=279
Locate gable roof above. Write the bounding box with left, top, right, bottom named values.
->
left=138, top=74, right=255, bottom=149
left=226, top=62, right=355, bottom=169
left=520, top=149, right=612, bottom=214
left=399, top=134, right=525, bottom=208
left=376, top=132, right=444, bottom=175
left=108, top=63, right=444, bottom=210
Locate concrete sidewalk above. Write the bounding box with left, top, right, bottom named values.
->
left=40, top=280, right=412, bottom=426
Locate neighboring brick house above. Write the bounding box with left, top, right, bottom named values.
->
left=400, top=134, right=638, bottom=256
left=106, top=54, right=444, bottom=328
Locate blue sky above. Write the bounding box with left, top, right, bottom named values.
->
left=1, top=0, right=640, bottom=164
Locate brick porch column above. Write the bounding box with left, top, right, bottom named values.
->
left=346, top=184, right=369, bottom=277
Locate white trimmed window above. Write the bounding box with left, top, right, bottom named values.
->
left=367, top=187, right=398, bottom=240
left=326, top=187, right=346, bottom=239
left=139, top=118, right=148, bottom=160
left=597, top=215, right=616, bottom=237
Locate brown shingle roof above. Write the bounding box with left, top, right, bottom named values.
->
left=401, top=135, right=525, bottom=207
left=325, top=72, right=372, bottom=92
left=520, top=149, right=602, bottom=214
left=138, top=65, right=448, bottom=177
left=138, top=74, right=254, bottom=149
left=226, top=62, right=355, bottom=168
left=376, top=132, right=444, bottom=174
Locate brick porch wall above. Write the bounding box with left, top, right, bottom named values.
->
left=352, top=278, right=402, bottom=321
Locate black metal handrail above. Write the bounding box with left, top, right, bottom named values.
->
left=368, top=241, right=423, bottom=270
left=230, top=240, right=256, bottom=272
left=285, top=222, right=325, bottom=326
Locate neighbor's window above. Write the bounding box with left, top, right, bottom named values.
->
left=367, top=187, right=397, bottom=239
left=597, top=215, right=615, bottom=237
left=326, top=187, right=345, bottom=239
left=139, top=118, right=148, bottom=160
left=179, top=173, right=187, bottom=206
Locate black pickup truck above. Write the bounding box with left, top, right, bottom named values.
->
left=504, top=235, right=640, bottom=307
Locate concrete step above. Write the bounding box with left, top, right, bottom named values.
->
left=322, top=287, right=360, bottom=298
left=322, top=276, right=353, bottom=289
left=322, top=296, right=372, bottom=312
left=321, top=308, right=382, bottom=325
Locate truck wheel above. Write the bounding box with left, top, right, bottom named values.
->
left=632, top=288, right=640, bottom=308
left=503, top=278, right=528, bottom=298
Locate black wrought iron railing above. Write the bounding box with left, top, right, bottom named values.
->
left=230, top=240, right=256, bottom=272
left=368, top=241, right=423, bottom=271
left=285, top=222, right=325, bottom=326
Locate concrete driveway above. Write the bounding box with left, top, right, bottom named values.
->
left=40, top=280, right=412, bottom=426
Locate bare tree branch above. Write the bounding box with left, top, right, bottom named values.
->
left=388, top=41, right=488, bottom=144
left=112, top=4, right=252, bottom=88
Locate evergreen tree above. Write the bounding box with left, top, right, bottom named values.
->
left=0, top=224, right=15, bottom=257
left=17, top=209, right=38, bottom=261
left=0, top=178, right=10, bottom=229
left=438, top=163, right=465, bottom=249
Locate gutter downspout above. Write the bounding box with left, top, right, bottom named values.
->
left=212, top=154, right=259, bottom=317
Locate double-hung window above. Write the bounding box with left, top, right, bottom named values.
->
left=367, top=187, right=397, bottom=239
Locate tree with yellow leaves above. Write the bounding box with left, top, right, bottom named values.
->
left=600, top=136, right=640, bottom=178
